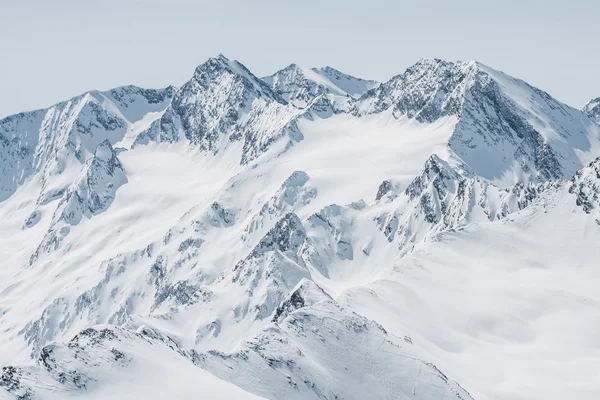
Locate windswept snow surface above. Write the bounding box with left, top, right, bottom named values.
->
left=1, top=55, right=600, bottom=400
left=345, top=188, right=600, bottom=400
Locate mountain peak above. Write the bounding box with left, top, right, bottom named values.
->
left=3, top=53, right=600, bottom=400
left=413, top=57, right=455, bottom=67
left=201, top=53, right=232, bottom=67
left=353, top=56, right=597, bottom=186
left=282, top=63, right=301, bottom=71
left=94, top=139, right=116, bottom=162
left=193, top=54, right=284, bottom=104
left=408, top=57, right=485, bottom=72
left=134, top=54, right=302, bottom=164
left=583, top=97, right=600, bottom=123
left=263, top=63, right=379, bottom=107
left=310, top=65, right=350, bottom=77
left=198, top=54, right=248, bottom=76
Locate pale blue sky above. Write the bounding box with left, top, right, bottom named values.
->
left=1, top=0, right=598, bottom=118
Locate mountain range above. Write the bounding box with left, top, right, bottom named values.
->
left=1, top=54, right=599, bottom=400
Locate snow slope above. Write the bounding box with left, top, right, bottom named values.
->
left=344, top=184, right=600, bottom=400
left=355, top=59, right=600, bottom=186
left=1, top=325, right=263, bottom=400
left=133, top=55, right=303, bottom=164
left=1, top=55, right=600, bottom=400
left=0, top=85, right=173, bottom=203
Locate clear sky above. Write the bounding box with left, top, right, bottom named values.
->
left=1, top=0, right=598, bottom=118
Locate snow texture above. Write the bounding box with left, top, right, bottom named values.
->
left=1, top=55, right=600, bottom=400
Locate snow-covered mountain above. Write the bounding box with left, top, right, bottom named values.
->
left=263, top=64, right=379, bottom=107
left=584, top=97, right=600, bottom=123
left=355, top=59, right=599, bottom=186
left=133, top=55, right=304, bottom=164
left=30, top=139, right=127, bottom=263
left=0, top=85, right=173, bottom=203
left=1, top=325, right=263, bottom=400
left=1, top=55, right=599, bottom=400
left=372, top=154, right=554, bottom=254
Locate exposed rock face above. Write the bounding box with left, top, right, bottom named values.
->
left=375, top=179, right=394, bottom=201
left=263, top=63, right=378, bottom=107
left=53, top=140, right=127, bottom=225
left=272, top=278, right=331, bottom=323
left=30, top=140, right=127, bottom=262
left=249, top=212, right=307, bottom=256
left=199, top=296, right=473, bottom=400
left=375, top=154, right=552, bottom=249
left=0, top=86, right=172, bottom=202
left=570, top=157, right=600, bottom=219
left=245, top=170, right=316, bottom=239
left=583, top=97, right=600, bottom=124
left=232, top=213, right=310, bottom=321
left=105, top=85, right=176, bottom=122
left=355, top=58, right=465, bottom=121
left=314, top=66, right=380, bottom=97
left=134, top=55, right=303, bottom=164
left=2, top=326, right=260, bottom=400
left=355, top=59, right=596, bottom=185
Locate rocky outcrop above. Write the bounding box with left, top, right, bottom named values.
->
left=52, top=140, right=126, bottom=225
left=583, top=97, right=600, bottom=124
left=134, top=55, right=303, bottom=164
left=199, top=299, right=473, bottom=400
left=30, top=140, right=126, bottom=262
left=570, top=157, right=600, bottom=220
left=2, top=325, right=257, bottom=400
left=244, top=170, right=316, bottom=239
left=375, top=154, right=552, bottom=250
left=233, top=213, right=309, bottom=320
left=263, top=63, right=378, bottom=108
left=0, top=85, right=172, bottom=203
left=355, top=59, right=596, bottom=185
left=272, top=278, right=331, bottom=323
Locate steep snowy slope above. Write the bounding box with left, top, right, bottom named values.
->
left=313, top=66, right=380, bottom=97
left=0, top=85, right=173, bottom=203
left=30, top=140, right=127, bottom=263
left=371, top=154, right=552, bottom=254
left=570, top=156, right=600, bottom=220
left=263, top=64, right=378, bottom=107
left=342, top=183, right=600, bottom=400
left=1, top=325, right=263, bottom=399
left=583, top=97, right=600, bottom=123
left=1, top=55, right=600, bottom=400
left=134, top=55, right=305, bottom=164
left=199, top=289, right=473, bottom=400
left=0, top=111, right=456, bottom=362
left=356, top=59, right=600, bottom=186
